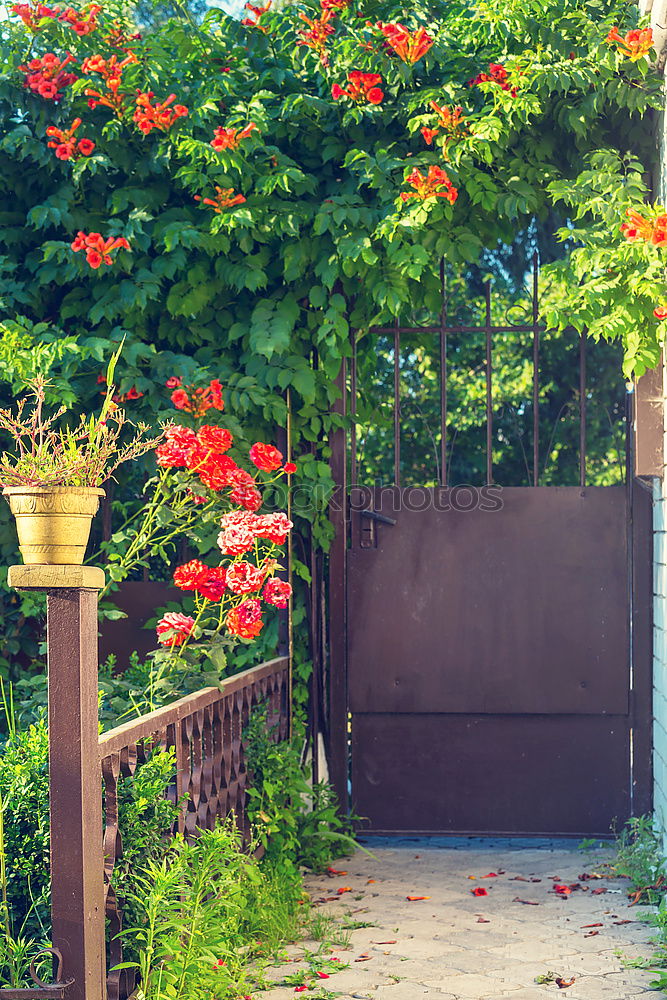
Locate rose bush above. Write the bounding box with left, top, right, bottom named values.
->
left=91, top=374, right=294, bottom=683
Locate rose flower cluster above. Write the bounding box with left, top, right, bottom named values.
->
left=153, top=377, right=295, bottom=649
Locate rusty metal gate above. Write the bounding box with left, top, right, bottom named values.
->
left=327, top=258, right=652, bottom=837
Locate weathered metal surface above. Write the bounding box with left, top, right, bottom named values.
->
left=47, top=591, right=106, bottom=1000
left=0, top=949, right=74, bottom=1000
left=348, top=487, right=629, bottom=717
left=346, top=484, right=651, bottom=833
left=351, top=713, right=631, bottom=835
left=99, top=658, right=289, bottom=1000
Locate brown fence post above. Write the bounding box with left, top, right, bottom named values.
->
left=8, top=565, right=107, bottom=1000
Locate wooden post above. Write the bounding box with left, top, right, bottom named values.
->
left=8, top=565, right=106, bottom=1000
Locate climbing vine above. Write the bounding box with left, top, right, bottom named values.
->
left=0, top=0, right=663, bottom=680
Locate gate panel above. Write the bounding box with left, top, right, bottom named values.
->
left=346, top=483, right=651, bottom=835
left=348, top=487, right=628, bottom=717
left=352, top=715, right=630, bottom=835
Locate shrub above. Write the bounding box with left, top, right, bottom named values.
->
left=245, top=707, right=357, bottom=873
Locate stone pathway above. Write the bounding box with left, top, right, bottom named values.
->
left=261, top=838, right=661, bottom=999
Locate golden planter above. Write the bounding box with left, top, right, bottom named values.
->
left=3, top=486, right=105, bottom=565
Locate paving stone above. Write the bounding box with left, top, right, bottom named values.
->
left=481, top=992, right=554, bottom=1000
left=261, top=844, right=654, bottom=1000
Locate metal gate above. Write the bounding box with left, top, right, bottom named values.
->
left=327, top=259, right=653, bottom=837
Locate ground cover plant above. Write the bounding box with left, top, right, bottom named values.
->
left=0, top=707, right=356, bottom=994
left=603, top=816, right=667, bottom=992
left=0, top=0, right=664, bottom=689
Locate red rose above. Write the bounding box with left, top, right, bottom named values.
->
left=226, top=598, right=263, bottom=639
left=156, top=612, right=196, bottom=647
left=263, top=577, right=292, bottom=608
left=230, top=483, right=263, bottom=511
left=173, top=559, right=210, bottom=591
left=156, top=425, right=198, bottom=467
left=198, top=567, right=227, bottom=601
left=249, top=442, right=284, bottom=472
left=198, top=454, right=239, bottom=491
left=226, top=561, right=267, bottom=595
left=253, top=512, right=292, bottom=544
left=198, top=425, right=234, bottom=454
left=217, top=510, right=263, bottom=555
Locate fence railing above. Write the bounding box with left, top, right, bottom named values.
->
left=99, top=656, right=289, bottom=1000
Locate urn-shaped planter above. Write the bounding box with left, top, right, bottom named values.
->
left=3, top=486, right=105, bottom=565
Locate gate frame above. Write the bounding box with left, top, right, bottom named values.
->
left=327, top=266, right=654, bottom=828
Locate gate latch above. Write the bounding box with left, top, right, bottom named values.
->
left=359, top=509, right=397, bottom=548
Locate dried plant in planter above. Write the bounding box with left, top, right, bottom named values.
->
left=0, top=346, right=164, bottom=565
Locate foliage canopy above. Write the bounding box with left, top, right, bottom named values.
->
left=0, top=0, right=662, bottom=677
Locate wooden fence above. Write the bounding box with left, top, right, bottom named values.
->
left=99, top=657, right=290, bottom=1000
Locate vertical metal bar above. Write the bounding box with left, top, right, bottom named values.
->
left=394, top=320, right=401, bottom=487
left=579, top=330, right=587, bottom=488
left=350, top=339, right=358, bottom=488
left=47, top=589, right=106, bottom=1000
left=328, top=357, right=348, bottom=812
left=533, top=252, right=540, bottom=487
left=629, top=383, right=654, bottom=813
left=485, top=282, right=493, bottom=485
left=275, top=420, right=289, bottom=662
left=439, top=259, right=448, bottom=488
left=308, top=348, right=321, bottom=785
left=286, top=387, right=293, bottom=740
left=309, top=528, right=320, bottom=788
